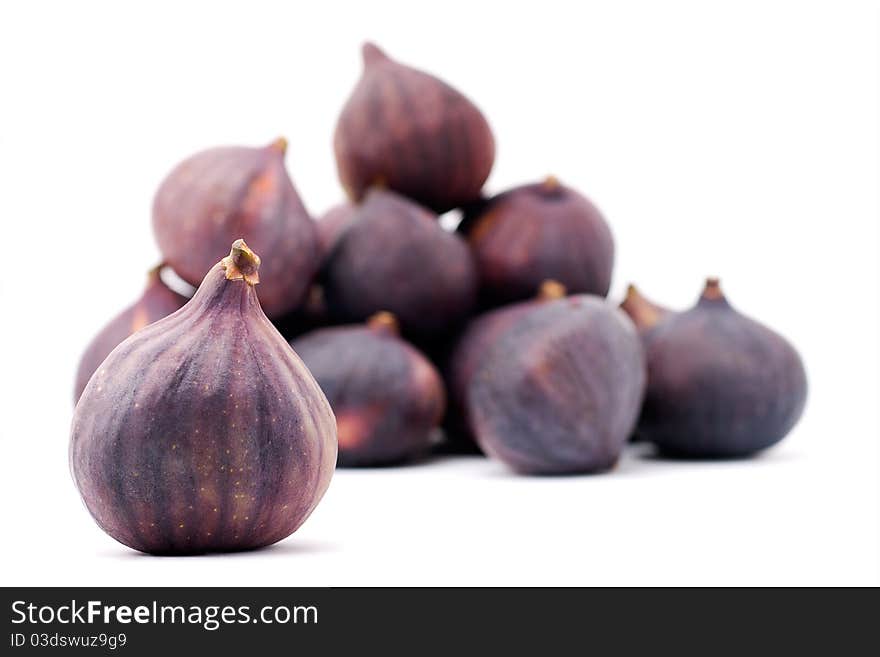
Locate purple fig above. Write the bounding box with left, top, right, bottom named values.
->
left=465, top=293, right=645, bottom=474
left=294, top=312, right=445, bottom=467
left=334, top=42, right=495, bottom=213
left=152, top=138, right=320, bottom=318
left=71, top=240, right=337, bottom=554
left=462, top=177, right=614, bottom=307
left=620, top=284, right=673, bottom=336
left=74, top=266, right=187, bottom=403
left=639, top=278, right=808, bottom=458
left=322, top=188, right=477, bottom=338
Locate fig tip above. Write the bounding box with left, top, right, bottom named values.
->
left=368, top=311, right=399, bottom=334
left=362, top=42, right=389, bottom=66
left=538, top=279, right=567, bottom=300
left=269, top=137, right=288, bottom=155
left=702, top=277, right=724, bottom=300
left=543, top=175, right=561, bottom=191
left=222, top=239, right=261, bottom=285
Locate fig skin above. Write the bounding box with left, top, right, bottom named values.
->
left=293, top=312, right=445, bottom=467
left=70, top=240, right=337, bottom=555
left=468, top=295, right=646, bottom=475
left=639, top=279, right=808, bottom=458
left=620, top=284, right=673, bottom=336
left=74, top=266, right=187, bottom=403
left=334, top=42, right=495, bottom=213
left=322, top=188, right=478, bottom=338
left=152, top=138, right=320, bottom=319
left=445, top=280, right=568, bottom=451
left=316, top=202, right=357, bottom=259
left=461, top=177, right=615, bottom=307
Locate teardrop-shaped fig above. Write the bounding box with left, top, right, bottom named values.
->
left=152, top=138, right=320, bottom=318
left=293, top=312, right=445, bottom=467
left=74, top=266, right=188, bottom=403
left=461, top=177, right=615, bottom=307
left=445, top=280, right=568, bottom=451
left=334, top=42, right=495, bottom=213
left=465, top=294, right=645, bottom=474
left=322, top=188, right=478, bottom=338
left=71, top=240, right=337, bottom=555
left=316, top=202, right=358, bottom=259
left=638, top=279, right=807, bottom=458
left=620, top=284, right=672, bottom=336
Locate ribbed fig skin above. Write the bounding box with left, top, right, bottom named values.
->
left=293, top=315, right=445, bottom=466
left=463, top=178, right=615, bottom=307
left=152, top=139, right=319, bottom=318
left=467, top=296, right=645, bottom=475
left=70, top=248, right=336, bottom=555
left=322, top=188, right=477, bottom=338
left=445, top=282, right=568, bottom=451
left=620, top=284, right=673, bottom=336
left=334, top=42, right=495, bottom=213
left=639, top=281, right=807, bottom=458
left=74, top=268, right=187, bottom=403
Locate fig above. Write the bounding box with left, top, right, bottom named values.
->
left=74, top=266, right=187, bottom=403
left=293, top=312, right=445, bottom=467
left=70, top=240, right=337, bottom=555
left=465, top=293, right=645, bottom=474
left=445, top=280, right=568, bottom=451
left=461, top=177, right=615, bottom=307
left=334, top=42, right=495, bottom=213
left=322, top=188, right=477, bottom=338
left=152, top=138, right=320, bottom=318
left=620, top=284, right=672, bottom=336
left=316, top=202, right=357, bottom=259
left=639, top=278, right=808, bottom=458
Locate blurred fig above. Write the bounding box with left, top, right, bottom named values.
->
left=322, top=188, right=477, bottom=338
left=334, top=42, right=495, bottom=213
left=462, top=177, right=614, bottom=307
left=74, top=266, right=187, bottom=403
left=466, top=294, right=645, bottom=474
left=152, top=138, right=320, bottom=318
left=294, top=312, right=445, bottom=467
left=316, top=202, right=357, bottom=259
left=639, top=278, right=808, bottom=458
left=71, top=240, right=336, bottom=554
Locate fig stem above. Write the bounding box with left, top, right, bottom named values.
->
left=368, top=311, right=399, bottom=334
left=268, top=137, right=288, bottom=154
left=543, top=175, right=561, bottom=191
left=621, top=284, right=664, bottom=329
left=538, top=279, right=567, bottom=300
left=702, top=277, right=724, bottom=301
left=222, top=239, right=261, bottom=286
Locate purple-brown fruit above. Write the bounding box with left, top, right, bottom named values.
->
left=467, top=294, right=645, bottom=474
left=639, top=278, right=807, bottom=458
left=152, top=138, right=320, bottom=318
left=293, top=312, right=445, bottom=467
left=70, top=240, right=337, bottom=555
left=462, top=177, right=615, bottom=307
left=74, top=266, right=187, bottom=403
left=334, top=42, right=495, bottom=213
left=620, top=284, right=673, bottom=336
left=445, top=280, right=568, bottom=451
left=322, top=188, right=477, bottom=338
left=316, top=202, right=357, bottom=259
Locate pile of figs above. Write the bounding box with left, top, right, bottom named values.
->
left=71, top=42, right=808, bottom=554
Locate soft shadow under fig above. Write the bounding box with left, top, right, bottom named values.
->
left=102, top=538, right=339, bottom=560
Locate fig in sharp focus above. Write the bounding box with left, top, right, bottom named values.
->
left=461, top=177, right=615, bottom=307
left=293, top=312, right=445, bottom=467
left=466, top=294, right=645, bottom=474
left=619, top=284, right=673, bottom=336
left=638, top=278, right=808, bottom=458
left=152, top=138, right=320, bottom=318
left=445, top=280, right=568, bottom=452
left=322, top=188, right=477, bottom=338
left=334, top=42, right=495, bottom=213
left=74, top=265, right=187, bottom=403
left=70, top=240, right=337, bottom=555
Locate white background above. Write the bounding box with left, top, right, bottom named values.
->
left=1, top=0, right=878, bottom=586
